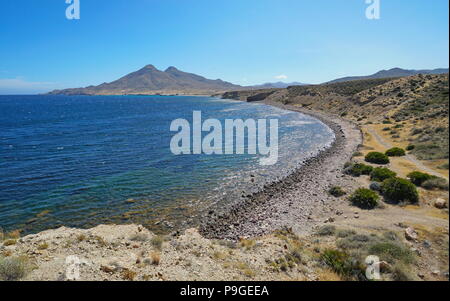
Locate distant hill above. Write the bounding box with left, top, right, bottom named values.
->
left=248, top=82, right=307, bottom=89
left=327, top=68, right=449, bottom=84
left=222, top=73, right=449, bottom=161
left=48, top=65, right=241, bottom=95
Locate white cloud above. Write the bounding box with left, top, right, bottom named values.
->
left=275, top=74, right=288, bottom=80
left=0, top=77, right=57, bottom=94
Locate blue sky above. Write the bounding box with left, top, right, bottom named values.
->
left=0, top=0, right=448, bottom=94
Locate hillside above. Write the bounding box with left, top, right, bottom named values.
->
left=327, top=68, right=449, bottom=84
left=48, top=65, right=242, bottom=95
left=221, top=73, right=449, bottom=166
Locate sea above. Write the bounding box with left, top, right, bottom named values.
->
left=0, top=95, right=335, bottom=234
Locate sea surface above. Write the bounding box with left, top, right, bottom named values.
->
left=0, top=95, right=334, bottom=234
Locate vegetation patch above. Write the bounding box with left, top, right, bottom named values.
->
left=382, top=177, right=419, bottom=204
left=349, top=188, right=379, bottom=209
left=365, top=152, right=390, bottom=164
left=320, top=249, right=365, bottom=280
left=316, top=225, right=336, bottom=236
left=422, top=177, right=449, bottom=191
left=407, top=171, right=434, bottom=186
left=0, top=256, right=29, bottom=281
left=344, top=163, right=374, bottom=177
left=370, top=167, right=397, bottom=182
left=385, top=147, right=406, bottom=157
left=368, top=242, right=414, bottom=265
left=328, top=186, right=346, bottom=197
left=407, top=172, right=449, bottom=190
left=150, top=235, right=164, bottom=251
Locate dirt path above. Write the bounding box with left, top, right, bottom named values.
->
left=366, top=127, right=446, bottom=179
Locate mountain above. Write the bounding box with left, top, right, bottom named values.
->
left=327, top=67, right=449, bottom=84
left=248, top=82, right=307, bottom=89
left=48, top=65, right=241, bottom=95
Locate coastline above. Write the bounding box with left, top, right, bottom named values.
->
left=4, top=98, right=448, bottom=281
left=199, top=99, right=363, bottom=240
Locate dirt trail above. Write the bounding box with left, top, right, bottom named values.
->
left=366, top=127, right=447, bottom=179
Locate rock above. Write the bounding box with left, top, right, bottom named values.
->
left=324, top=217, right=335, bottom=223
left=423, top=240, right=432, bottom=248
left=100, top=265, right=116, bottom=274
left=405, top=227, right=418, bottom=241
left=431, top=270, right=440, bottom=276
left=369, top=182, right=382, bottom=192
left=411, top=248, right=421, bottom=256
left=395, top=222, right=408, bottom=229
left=379, top=261, right=391, bottom=272
left=417, top=273, right=425, bottom=279
left=434, top=198, right=447, bottom=209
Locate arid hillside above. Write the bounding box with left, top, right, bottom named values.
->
left=223, top=74, right=449, bottom=169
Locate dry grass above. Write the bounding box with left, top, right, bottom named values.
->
left=149, top=252, right=161, bottom=265
left=121, top=269, right=137, bottom=281
left=129, top=233, right=148, bottom=242
left=37, top=242, right=49, bottom=250
left=150, top=235, right=164, bottom=251
left=317, top=269, right=342, bottom=281
left=3, top=239, right=17, bottom=246
left=213, top=251, right=227, bottom=261
left=0, top=256, right=29, bottom=281
left=76, top=234, right=86, bottom=242
left=239, top=239, right=256, bottom=250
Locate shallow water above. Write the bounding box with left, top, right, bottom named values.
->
left=0, top=95, right=334, bottom=234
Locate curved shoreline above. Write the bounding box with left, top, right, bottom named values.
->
left=200, top=100, right=363, bottom=240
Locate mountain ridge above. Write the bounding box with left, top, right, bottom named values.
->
left=327, top=67, right=449, bottom=84
left=48, top=65, right=242, bottom=95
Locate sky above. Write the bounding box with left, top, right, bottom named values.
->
left=0, top=0, right=448, bottom=94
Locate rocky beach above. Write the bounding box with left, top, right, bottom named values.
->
left=200, top=100, right=363, bottom=240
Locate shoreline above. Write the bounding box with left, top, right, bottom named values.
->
left=200, top=99, right=363, bottom=240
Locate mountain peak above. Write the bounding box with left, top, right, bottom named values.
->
left=165, top=66, right=179, bottom=73
left=142, top=64, right=158, bottom=70
left=48, top=65, right=241, bottom=95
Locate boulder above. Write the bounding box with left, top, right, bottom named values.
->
left=405, top=227, right=418, bottom=241
left=434, top=198, right=448, bottom=209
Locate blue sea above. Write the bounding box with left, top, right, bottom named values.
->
left=0, top=95, right=334, bottom=234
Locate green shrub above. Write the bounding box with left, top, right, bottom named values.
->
left=368, top=242, right=414, bottom=264
left=349, top=188, right=379, bottom=209
left=0, top=256, right=28, bottom=281
left=382, top=178, right=419, bottom=204
left=345, top=163, right=374, bottom=177
left=316, top=225, right=336, bottom=236
left=422, top=178, right=449, bottom=191
left=336, top=229, right=357, bottom=238
left=329, top=186, right=346, bottom=197
left=320, top=249, right=363, bottom=280
left=392, top=263, right=417, bottom=281
left=150, top=235, right=164, bottom=251
left=406, top=145, right=415, bottom=151
left=385, top=147, right=406, bottom=157
left=370, top=167, right=397, bottom=182
left=365, top=152, right=390, bottom=164
left=337, top=234, right=375, bottom=250
left=407, top=171, right=434, bottom=186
